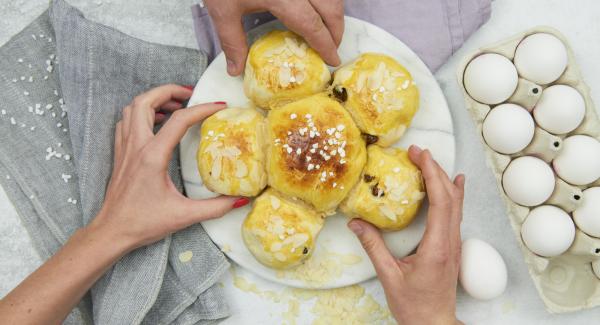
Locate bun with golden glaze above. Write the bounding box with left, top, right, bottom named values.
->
left=242, top=188, right=325, bottom=269
left=266, top=94, right=366, bottom=212
left=331, top=53, right=419, bottom=147
left=197, top=108, right=268, bottom=196
left=244, top=30, right=331, bottom=109
left=341, top=145, right=425, bottom=230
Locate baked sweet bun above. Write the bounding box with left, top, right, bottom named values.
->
left=341, top=145, right=425, bottom=230
left=244, top=30, right=331, bottom=109
left=331, top=53, right=419, bottom=147
left=242, top=188, right=325, bottom=269
left=197, top=108, right=268, bottom=196
left=266, top=94, right=367, bottom=212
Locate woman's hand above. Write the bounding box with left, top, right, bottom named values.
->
left=348, top=145, right=465, bottom=325
left=0, top=85, right=247, bottom=325
left=204, top=0, right=344, bottom=75
left=89, top=84, right=247, bottom=252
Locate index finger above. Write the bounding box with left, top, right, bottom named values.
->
left=271, top=0, right=341, bottom=66
left=309, top=0, right=345, bottom=46
left=151, top=102, right=227, bottom=164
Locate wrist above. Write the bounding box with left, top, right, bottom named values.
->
left=81, top=213, right=135, bottom=259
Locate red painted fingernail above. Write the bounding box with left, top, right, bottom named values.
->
left=232, top=198, right=250, bottom=209
left=182, top=85, right=195, bottom=91
left=213, top=101, right=227, bottom=105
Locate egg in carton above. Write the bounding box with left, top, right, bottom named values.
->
left=457, top=26, right=600, bottom=313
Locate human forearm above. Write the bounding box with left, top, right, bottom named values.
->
left=0, top=220, right=130, bottom=325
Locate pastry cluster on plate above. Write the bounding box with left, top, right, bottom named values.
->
left=197, top=30, right=425, bottom=269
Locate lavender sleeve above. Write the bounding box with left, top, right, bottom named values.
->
left=191, top=0, right=491, bottom=71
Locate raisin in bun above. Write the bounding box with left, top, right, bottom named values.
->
left=341, top=145, right=425, bottom=230
left=266, top=94, right=366, bottom=212
left=197, top=108, right=268, bottom=196
left=244, top=30, right=331, bottom=109
left=331, top=53, right=419, bottom=147
left=242, top=188, right=325, bottom=269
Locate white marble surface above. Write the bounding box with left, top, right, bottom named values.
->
left=2, top=0, right=600, bottom=324
left=180, top=17, right=455, bottom=289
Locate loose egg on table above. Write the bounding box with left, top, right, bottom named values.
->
left=463, top=53, right=518, bottom=105
left=553, top=135, right=600, bottom=186
left=521, top=205, right=576, bottom=257
left=533, top=85, right=585, bottom=134
left=482, top=103, right=535, bottom=154
left=573, top=187, right=600, bottom=238
left=514, top=33, right=568, bottom=85
left=459, top=238, right=508, bottom=300
left=502, top=156, right=555, bottom=206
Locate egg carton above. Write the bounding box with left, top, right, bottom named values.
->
left=457, top=26, right=600, bottom=313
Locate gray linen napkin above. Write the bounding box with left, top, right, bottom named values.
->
left=0, top=0, right=229, bottom=324
left=0, top=9, right=91, bottom=325
left=192, top=0, right=491, bottom=72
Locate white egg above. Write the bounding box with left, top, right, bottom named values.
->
left=483, top=104, right=535, bottom=154
left=593, top=260, right=600, bottom=280
left=553, top=135, right=600, bottom=185
left=573, top=187, right=600, bottom=238
left=521, top=205, right=575, bottom=257
left=514, top=33, right=568, bottom=84
left=464, top=53, right=518, bottom=105
left=459, top=238, right=508, bottom=300
left=502, top=156, right=555, bottom=206
left=533, top=85, right=585, bottom=134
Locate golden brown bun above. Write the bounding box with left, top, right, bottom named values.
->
left=266, top=94, right=366, bottom=212
left=244, top=30, right=331, bottom=109
left=341, top=145, right=425, bottom=230
left=331, top=53, right=419, bottom=147
left=242, top=188, right=325, bottom=269
left=197, top=108, right=268, bottom=196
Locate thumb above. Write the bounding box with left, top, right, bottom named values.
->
left=348, top=219, right=400, bottom=281
left=178, top=196, right=248, bottom=227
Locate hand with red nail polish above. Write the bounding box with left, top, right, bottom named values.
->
left=88, top=84, right=238, bottom=250
left=0, top=85, right=238, bottom=325
left=348, top=145, right=466, bottom=325
left=204, top=0, right=344, bottom=76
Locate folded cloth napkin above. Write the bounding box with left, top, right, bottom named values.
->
left=0, top=0, right=230, bottom=324
left=192, top=0, right=491, bottom=71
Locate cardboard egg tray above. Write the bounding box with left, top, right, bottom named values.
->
left=457, top=26, right=600, bottom=313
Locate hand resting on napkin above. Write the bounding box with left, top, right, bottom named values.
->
left=0, top=85, right=250, bottom=325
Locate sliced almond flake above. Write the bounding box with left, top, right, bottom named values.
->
left=336, top=68, right=353, bottom=84
left=274, top=252, right=287, bottom=261
left=401, top=79, right=410, bottom=89
left=234, top=160, right=248, bottom=178
left=295, top=71, right=305, bottom=84
left=271, top=242, right=283, bottom=252
left=412, top=191, right=426, bottom=201
left=355, top=72, right=367, bottom=93
left=270, top=195, right=281, bottom=210
left=279, top=67, right=292, bottom=87
left=252, top=228, right=269, bottom=238
left=222, top=146, right=242, bottom=157
left=211, top=156, right=223, bottom=179
left=379, top=205, right=397, bottom=221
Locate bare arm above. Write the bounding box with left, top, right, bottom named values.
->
left=0, top=85, right=247, bottom=325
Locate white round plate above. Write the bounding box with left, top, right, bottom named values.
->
left=180, top=17, right=455, bottom=288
